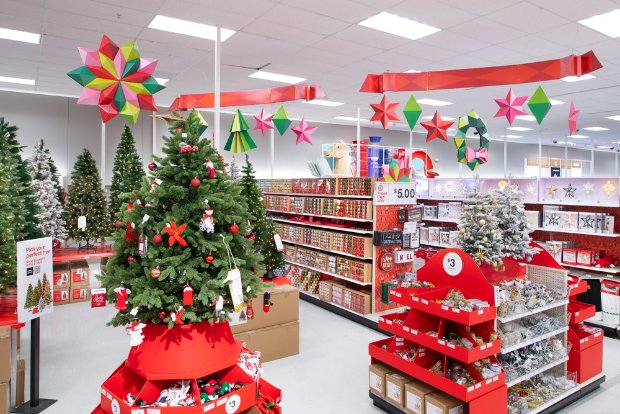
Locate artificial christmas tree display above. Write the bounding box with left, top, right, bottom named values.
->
left=110, top=125, right=146, bottom=219
left=43, top=142, right=65, bottom=205
left=64, top=149, right=111, bottom=250
left=240, top=155, right=283, bottom=277
left=0, top=117, right=41, bottom=241
left=0, top=163, right=16, bottom=292
left=28, top=140, right=68, bottom=241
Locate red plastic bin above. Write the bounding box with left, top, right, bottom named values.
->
left=568, top=276, right=588, bottom=297
left=568, top=325, right=603, bottom=352
left=567, top=341, right=603, bottom=384
left=568, top=301, right=596, bottom=324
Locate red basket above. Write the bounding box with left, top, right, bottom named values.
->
left=568, top=301, right=596, bottom=324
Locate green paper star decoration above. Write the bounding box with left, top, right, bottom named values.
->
left=272, top=105, right=292, bottom=136
left=403, top=95, right=422, bottom=130
left=527, top=86, right=551, bottom=125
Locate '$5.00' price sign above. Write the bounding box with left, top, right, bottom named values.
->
left=375, top=182, right=417, bottom=205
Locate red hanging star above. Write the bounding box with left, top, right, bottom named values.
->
left=420, top=111, right=454, bottom=142
left=370, top=95, right=400, bottom=128
left=163, top=220, right=188, bottom=247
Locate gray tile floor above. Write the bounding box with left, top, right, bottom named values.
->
left=16, top=300, right=620, bottom=413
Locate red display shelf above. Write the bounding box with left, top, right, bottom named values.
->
left=568, top=301, right=596, bottom=325
left=568, top=325, right=603, bottom=352
left=369, top=337, right=504, bottom=402
left=53, top=247, right=115, bottom=263
left=568, top=276, right=588, bottom=297
left=378, top=311, right=501, bottom=364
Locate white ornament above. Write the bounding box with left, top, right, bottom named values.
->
left=200, top=209, right=215, bottom=233
left=125, top=321, right=146, bottom=347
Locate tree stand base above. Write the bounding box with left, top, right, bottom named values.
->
left=13, top=399, right=56, bottom=413
left=78, top=241, right=97, bottom=253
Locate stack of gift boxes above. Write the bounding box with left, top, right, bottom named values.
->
left=318, top=280, right=371, bottom=314
left=421, top=202, right=462, bottom=221
left=264, top=194, right=373, bottom=220
left=539, top=206, right=615, bottom=234
left=418, top=202, right=461, bottom=248
left=52, top=260, right=91, bottom=305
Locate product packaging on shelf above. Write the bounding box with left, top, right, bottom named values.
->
left=69, top=286, right=90, bottom=303
left=601, top=280, right=620, bottom=326
left=369, top=363, right=396, bottom=398
left=425, top=391, right=465, bottom=414
left=423, top=206, right=438, bottom=219
left=385, top=372, right=414, bottom=409
left=231, top=284, right=299, bottom=334
left=560, top=211, right=579, bottom=231
left=604, top=215, right=615, bottom=234
left=52, top=263, right=70, bottom=288
left=576, top=249, right=599, bottom=266
left=562, top=248, right=578, bottom=265
left=404, top=380, right=436, bottom=414
left=525, top=211, right=541, bottom=229
left=437, top=204, right=451, bottom=219
left=544, top=241, right=564, bottom=262
left=70, top=260, right=90, bottom=286
left=448, top=202, right=462, bottom=220
left=578, top=212, right=597, bottom=233
left=53, top=287, right=70, bottom=305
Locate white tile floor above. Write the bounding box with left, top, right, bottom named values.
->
left=16, top=300, right=620, bottom=413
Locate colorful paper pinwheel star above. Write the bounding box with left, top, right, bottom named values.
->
left=421, top=111, right=454, bottom=142
left=163, top=220, right=188, bottom=247
left=370, top=95, right=400, bottom=128
left=494, top=88, right=528, bottom=125
left=254, top=108, right=275, bottom=136
left=67, top=35, right=165, bottom=124
left=292, top=117, right=317, bottom=145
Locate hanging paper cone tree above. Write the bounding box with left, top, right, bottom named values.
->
left=0, top=163, right=16, bottom=292
left=110, top=125, right=146, bottom=220
left=64, top=149, right=112, bottom=247
left=100, top=110, right=264, bottom=327
left=224, top=110, right=257, bottom=154
left=27, top=140, right=68, bottom=241
left=240, top=155, right=284, bottom=273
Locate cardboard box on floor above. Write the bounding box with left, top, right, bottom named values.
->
left=405, top=380, right=437, bottom=414
left=70, top=285, right=90, bottom=303
left=70, top=260, right=90, bottom=286
left=53, top=287, right=70, bottom=305
left=52, top=263, right=70, bottom=288
left=0, top=382, right=7, bottom=414
left=425, top=391, right=466, bottom=414
left=386, top=372, right=414, bottom=409
left=0, top=327, right=9, bottom=383
left=231, top=284, right=299, bottom=335
left=234, top=320, right=299, bottom=363
left=369, top=363, right=396, bottom=399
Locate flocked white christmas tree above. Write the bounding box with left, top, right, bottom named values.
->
left=491, top=182, right=539, bottom=260
left=28, top=140, right=67, bottom=240
left=228, top=155, right=241, bottom=181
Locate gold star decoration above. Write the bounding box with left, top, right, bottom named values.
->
left=562, top=214, right=576, bottom=229
left=547, top=185, right=557, bottom=198
left=475, top=250, right=485, bottom=261
left=603, top=180, right=616, bottom=197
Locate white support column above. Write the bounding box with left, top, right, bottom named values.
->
left=538, top=131, right=542, bottom=178
left=590, top=148, right=594, bottom=176
left=270, top=128, right=275, bottom=179
left=356, top=106, right=361, bottom=178
left=503, top=133, right=507, bottom=178
left=616, top=152, right=618, bottom=176
left=409, top=130, right=413, bottom=150
left=101, top=121, right=106, bottom=184
left=152, top=115, right=157, bottom=158
left=213, top=27, right=221, bottom=151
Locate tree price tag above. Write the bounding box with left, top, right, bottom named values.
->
left=374, top=182, right=416, bottom=205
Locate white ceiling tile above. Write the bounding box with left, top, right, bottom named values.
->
left=241, top=19, right=325, bottom=46
left=536, top=0, right=619, bottom=21
left=439, top=0, right=522, bottom=15
left=387, top=1, right=478, bottom=28
left=282, top=0, right=377, bottom=24
left=501, top=35, right=567, bottom=58
left=536, top=23, right=610, bottom=48
left=332, top=25, right=411, bottom=50
left=389, top=41, right=455, bottom=63
left=312, top=37, right=382, bottom=58
left=157, top=1, right=256, bottom=31
left=418, top=30, right=491, bottom=53
left=485, top=2, right=570, bottom=34
left=260, top=4, right=351, bottom=36
left=364, top=51, right=434, bottom=71
left=450, top=17, right=525, bottom=44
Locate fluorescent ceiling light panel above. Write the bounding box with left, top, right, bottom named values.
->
left=567, top=134, right=589, bottom=138
left=148, top=15, right=235, bottom=41
left=303, top=99, right=344, bottom=107
left=358, top=12, right=440, bottom=41
left=549, top=99, right=564, bottom=105
left=334, top=116, right=369, bottom=122
left=249, top=71, right=306, bottom=84
left=579, top=9, right=620, bottom=38
left=507, top=126, right=533, bottom=131
left=154, top=77, right=169, bottom=85
left=515, top=115, right=537, bottom=122
left=582, top=126, right=609, bottom=131
left=423, top=115, right=455, bottom=120
left=501, top=135, right=523, bottom=138
left=561, top=74, right=595, bottom=82
left=405, top=69, right=420, bottom=73
left=605, top=115, right=620, bottom=121
left=0, top=27, right=40, bottom=44
left=596, top=145, right=614, bottom=149
left=0, top=76, right=35, bottom=85
left=417, top=98, right=452, bottom=106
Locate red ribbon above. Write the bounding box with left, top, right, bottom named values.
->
left=360, top=51, right=602, bottom=93
left=169, top=82, right=326, bottom=111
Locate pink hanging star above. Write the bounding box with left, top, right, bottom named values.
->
left=253, top=108, right=274, bottom=136
left=420, top=111, right=454, bottom=142
left=494, top=88, right=528, bottom=125
left=292, top=117, right=317, bottom=145
left=568, top=101, right=580, bottom=135
left=370, top=95, right=400, bottom=128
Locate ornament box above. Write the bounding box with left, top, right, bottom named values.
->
left=231, top=284, right=299, bottom=335
left=439, top=231, right=451, bottom=247
left=420, top=227, right=429, bottom=244
left=234, top=320, right=299, bottom=363
left=576, top=249, right=599, bottom=266
left=404, top=380, right=436, bottom=414
left=425, top=391, right=466, bottom=414
left=423, top=206, right=438, bottom=219
left=578, top=212, right=597, bottom=233
left=53, top=287, right=70, bottom=305
left=568, top=301, right=596, bottom=324
left=385, top=371, right=414, bottom=408
left=374, top=230, right=404, bottom=247
left=563, top=248, right=578, bottom=265
left=369, top=363, right=396, bottom=399
left=52, top=263, right=70, bottom=288
left=448, top=202, right=462, bottom=220
left=604, top=215, right=615, bottom=234
left=559, top=211, right=579, bottom=231
left=545, top=241, right=564, bottom=262
left=70, top=260, right=90, bottom=285
left=428, top=228, right=441, bottom=245
left=437, top=204, right=451, bottom=219
left=525, top=211, right=541, bottom=229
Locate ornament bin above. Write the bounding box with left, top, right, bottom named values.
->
left=92, top=320, right=281, bottom=414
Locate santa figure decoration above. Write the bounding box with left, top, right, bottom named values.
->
left=183, top=285, right=194, bottom=307
left=246, top=299, right=254, bottom=319
left=200, top=209, right=215, bottom=233
left=125, top=319, right=146, bottom=347
left=205, top=160, right=217, bottom=179
left=263, top=291, right=274, bottom=313
left=114, top=282, right=131, bottom=312
left=210, top=295, right=228, bottom=323
left=170, top=306, right=185, bottom=325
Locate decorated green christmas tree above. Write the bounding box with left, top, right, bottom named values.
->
left=110, top=125, right=145, bottom=219
left=0, top=163, right=16, bottom=292
left=101, top=111, right=264, bottom=327
left=28, top=140, right=68, bottom=240
left=0, top=117, right=41, bottom=241
left=64, top=149, right=111, bottom=249
left=457, top=183, right=503, bottom=268
left=240, top=155, right=284, bottom=277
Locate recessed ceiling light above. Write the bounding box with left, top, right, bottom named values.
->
left=249, top=71, right=306, bottom=84
left=154, top=77, right=169, bottom=85
left=582, top=126, right=609, bottom=131
left=606, top=115, right=620, bottom=121
left=417, top=98, right=452, bottom=106
left=507, top=126, right=533, bottom=131
left=0, top=76, right=35, bottom=85
left=568, top=134, right=589, bottom=138
left=596, top=145, right=614, bottom=149
left=549, top=99, right=565, bottom=105
left=500, top=135, right=523, bottom=139
left=423, top=115, right=455, bottom=120
left=303, top=99, right=344, bottom=107
left=561, top=74, right=595, bottom=82
left=515, top=115, right=537, bottom=122
left=579, top=9, right=620, bottom=38
left=405, top=69, right=420, bottom=73
left=0, top=27, right=40, bottom=44
left=334, top=116, right=369, bottom=122
left=148, top=15, right=235, bottom=41
left=358, top=12, right=440, bottom=41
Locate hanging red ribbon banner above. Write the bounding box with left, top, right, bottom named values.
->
left=360, top=51, right=602, bottom=93
left=169, top=82, right=326, bottom=111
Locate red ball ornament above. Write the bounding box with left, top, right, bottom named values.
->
left=158, top=311, right=166, bottom=320
left=127, top=256, right=135, bottom=263
left=115, top=220, right=122, bottom=229
left=148, top=162, right=157, bottom=171
left=152, top=234, right=163, bottom=244
left=230, top=223, right=239, bottom=235
left=52, top=239, right=62, bottom=249
left=150, top=267, right=161, bottom=278
left=205, top=255, right=214, bottom=264
left=190, top=177, right=201, bottom=188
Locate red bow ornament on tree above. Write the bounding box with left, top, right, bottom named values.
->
left=163, top=220, right=188, bottom=246
left=123, top=222, right=137, bottom=245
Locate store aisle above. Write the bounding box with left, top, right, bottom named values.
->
left=18, top=300, right=620, bottom=414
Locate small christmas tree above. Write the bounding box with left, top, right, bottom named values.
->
left=24, top=283, right=35, bottom=308
left=42, top=275, right=52, bottom=305
left=0, top=118, right=41, bottom=241
left=228, top=155, right=241, bottom=181
left=240, top=155, right=284, bottom=276
left=101, top=111, right=264, bottom=327
left=42, top=143, right=65, bottom=206
left=28, top=140, right=68, bottom=240
left=457, top=185, right=503, bottom=268
left=35, top=278, right=43, bottom=305
left=0, top=163, right=16, bottom=292
left=64, top=149, right=111, bottom=249
left=492, top=183, right=539, bottom=260
left=110, top=125, right=145, bottom=219
left=224, top=110, right=257, bottom=154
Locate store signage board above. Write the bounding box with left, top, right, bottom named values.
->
left=393, top=249, right=416, bottom=264
left=374, top=182, right=416, bottom=205
left=17, top=237, right=54, bottom=322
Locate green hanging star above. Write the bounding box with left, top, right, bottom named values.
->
left=403, top=95, right=422, bottom=130
left=272, top=105, right=292, bottom=136
left=527, top=86, right=551, bottom=125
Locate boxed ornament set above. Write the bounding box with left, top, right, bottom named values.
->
left=264, top=194, right=373, bottom=220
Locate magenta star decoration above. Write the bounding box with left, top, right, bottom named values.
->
left=253, top=108, right=274, bottom=136
left=292, top=117, right=317, bottom=145
left=494, top=88, right=528, bottom=125
left=568, top=101, right=580, bottom=135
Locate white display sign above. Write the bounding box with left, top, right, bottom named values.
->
left=393, top=249, right=416, bottom=264
left=403, top=222, right=420, bottom=249
left=443, top=252, right=463, bottom=277
left=374, top=182, right=416, bottom=205
left=17, top=237, right=54, bottom=322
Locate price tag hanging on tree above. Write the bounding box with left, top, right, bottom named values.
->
left=138, top=234, right=147, bottom=256
left=221, top=235, right=245, bottom=312
left=77, top=215, right=87, bottom=231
